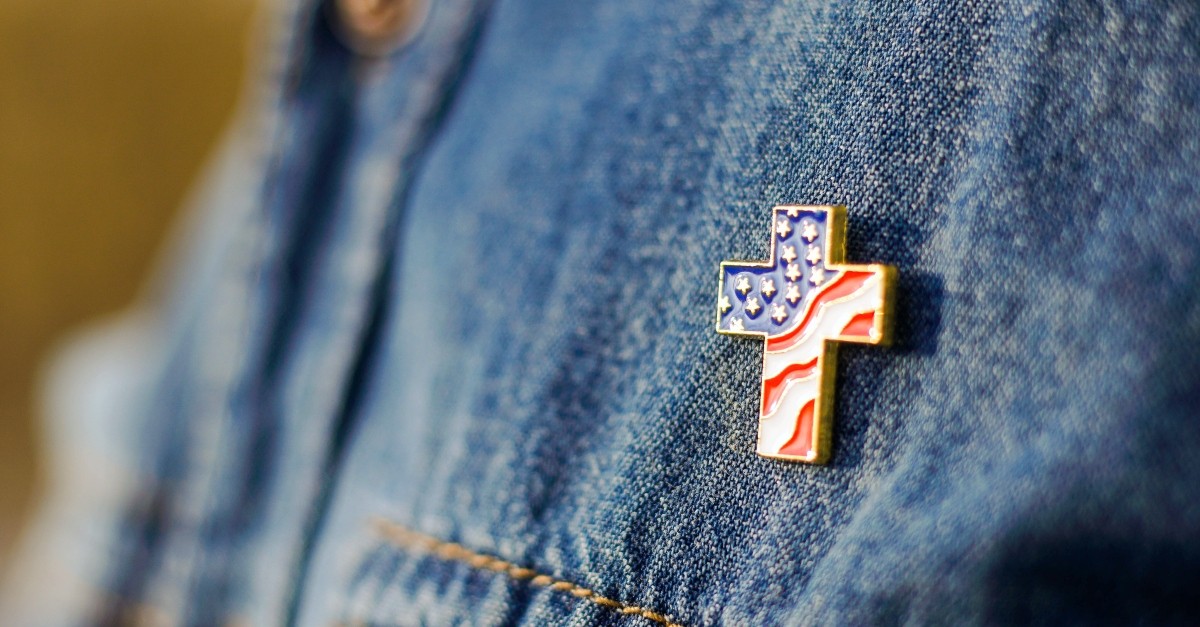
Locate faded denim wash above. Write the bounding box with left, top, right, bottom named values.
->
left=6, top=0, right=1200, bottom=625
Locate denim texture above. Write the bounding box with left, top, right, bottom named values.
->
left=7, top=0, right=1200, bottom=625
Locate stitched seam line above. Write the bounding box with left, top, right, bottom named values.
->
left=371, top=517, right=684, bottom=627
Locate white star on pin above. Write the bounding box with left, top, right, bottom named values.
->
left=801, top=221, right=819, bottom=242
left=718, top=294, right=732, bottom=314
left=745, top=296, right=762, bottom=316
left=805, top=244, right=822, bottom=265
left=760, top=278, right=777, bottom=298
left=770, top=304, right=788, bottom=323
left=781, top=245, right=798, bottom=264
left=785, top=263, right=803, bottom=281
left=775, top=218, right=792, bottom=238
left=785, top=282, right=802, bottom=304
left=809, top=266, right=826, bottom=286
left=785, top=207, right=802, bottom=218
left=729, top=317, right=744, bottom=332
left=734, top=275, right=751, bottom=294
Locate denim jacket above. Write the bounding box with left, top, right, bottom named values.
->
left=6, top=0, right=1200, bottom=625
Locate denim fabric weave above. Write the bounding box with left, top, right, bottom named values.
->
left=7, top=0, right=1200, bottom=625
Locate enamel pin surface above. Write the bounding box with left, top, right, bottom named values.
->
left=717, top=205, right=895, bottom=463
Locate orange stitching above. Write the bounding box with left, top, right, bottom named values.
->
left=370, top=517, right=684, bottom=627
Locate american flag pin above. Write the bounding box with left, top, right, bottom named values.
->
left=717, top=205, right=896, bottom=464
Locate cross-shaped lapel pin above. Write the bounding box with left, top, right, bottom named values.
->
left=717, top=205, right=895, bottom=463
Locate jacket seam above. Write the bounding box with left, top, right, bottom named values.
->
left=370, top=517, right=684, bottom=627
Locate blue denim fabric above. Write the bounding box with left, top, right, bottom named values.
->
left=7, top=0, right=1200, bottom=625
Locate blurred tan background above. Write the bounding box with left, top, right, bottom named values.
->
left=0, top=0, right=257, bottom=563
